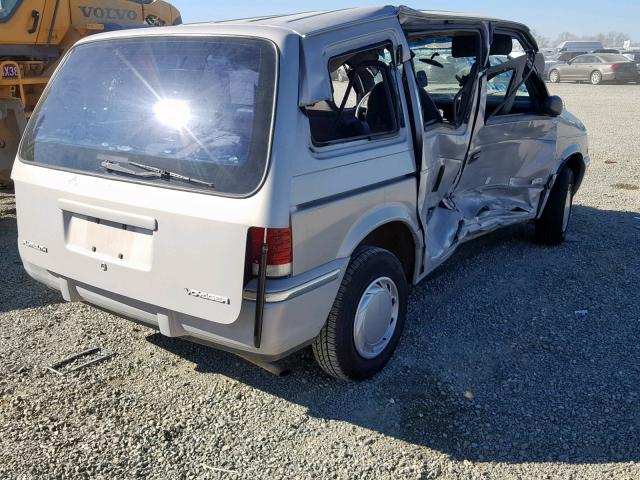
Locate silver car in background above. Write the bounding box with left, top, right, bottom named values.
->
left=549, top=53, right=640, bottom=85
left=544, top=51, right=587, bottom=80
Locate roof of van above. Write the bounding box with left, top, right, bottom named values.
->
left=196, top=5, right=530, bottom=36
left=74, top=6, right=532, bottom=51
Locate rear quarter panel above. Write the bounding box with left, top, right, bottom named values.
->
left=289, top=111, right=420, bottom=276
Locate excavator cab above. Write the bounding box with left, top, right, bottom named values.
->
left=0, top=0, right=182, bottom=185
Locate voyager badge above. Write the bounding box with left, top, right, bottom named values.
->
left=21, top=240, right=48, bottom=253
left=185, top=288, right=230, bottom=305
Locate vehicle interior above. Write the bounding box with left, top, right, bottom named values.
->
left=305, top=30, right=548, bottom=145
left=408, top=31, right=545, bottom=125
left=305, top=44, right=399, bottom=145
left=408, top=32, right=481, bottom=127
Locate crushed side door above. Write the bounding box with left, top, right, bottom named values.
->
left=416, top=30, right=558, bottom=274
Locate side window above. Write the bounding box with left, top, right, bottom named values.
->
left=411, top=38, right=474, bottom=96
left=561, top=52, right=582, bottom=62
left=486, top=37, right=542, bottom=117
left=487, top=59, right=530, bottom=99
left=330, top=66, right=356, bottom=108
left=408, top=33, right=480, bottom=126
left=306, top=44, right=399, bottom=145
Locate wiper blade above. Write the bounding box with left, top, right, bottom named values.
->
left=101, top=160, right=159, bottom=178
left=101, top=160, right=215, bottom=188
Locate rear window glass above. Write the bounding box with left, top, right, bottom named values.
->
left=20, top=37, right=277, bottom=196
left=598, top=54, right=632, bottom=63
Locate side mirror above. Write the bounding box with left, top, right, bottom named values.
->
left=416, top=70, right=429, bottom=88
left=543, top=95, right=564, bottom=117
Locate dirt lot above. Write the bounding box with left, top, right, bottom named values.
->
left=1, top=83, right=640, bottom=480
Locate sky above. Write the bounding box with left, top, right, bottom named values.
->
left=171, top=1, right=640, bottom=43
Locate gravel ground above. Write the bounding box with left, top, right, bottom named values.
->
left=1, top=83, right=640, bottom=480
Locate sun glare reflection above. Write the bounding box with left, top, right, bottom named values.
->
left=153, top=99, right=192, bottom=130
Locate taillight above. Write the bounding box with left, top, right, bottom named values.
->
left=611, top=64, right=619, bottom=71
left=248, top=227, right=292, bottom=278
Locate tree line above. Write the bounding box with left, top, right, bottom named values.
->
left=532, top=30, right=635, bottom=49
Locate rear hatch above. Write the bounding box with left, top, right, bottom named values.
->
left=15, top=35, right=278, bottom=324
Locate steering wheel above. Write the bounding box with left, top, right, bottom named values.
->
left=419, top=58, right=444, bottom=69
left=355, top=92, right=371, bottom=121
left=419, top=52, right=444, bottom=69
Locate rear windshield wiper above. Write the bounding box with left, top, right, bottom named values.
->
left=101, top=160, right=215, bottom=188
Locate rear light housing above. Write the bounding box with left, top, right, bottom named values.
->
left=611, top=63, right=619, bottom=72
left=248, top=227, right=292, bottom=278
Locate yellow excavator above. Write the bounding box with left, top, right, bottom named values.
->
left=0, top=0, right=182, bottom=185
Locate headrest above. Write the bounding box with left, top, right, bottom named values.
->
left=451, top=33, right=514, bottom=58
left=452, top=35, right=480, bottom=58
left=490, top=34, right=513, bottom=55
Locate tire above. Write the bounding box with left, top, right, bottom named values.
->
left=535, top=168, right=574, bottom=245
left=590, top=70, right=603, bottom=85
left=549, top=69, right=560, bottom=83
left=312, top=246, right=408, bottom=381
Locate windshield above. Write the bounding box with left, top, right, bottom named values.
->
left=599, top=54, right=632, bottom=63
left=0, top=0, right=20, bottom=21
left=20, top=37, right=277, bottom=196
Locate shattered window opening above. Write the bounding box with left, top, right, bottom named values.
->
left=408, top=33, right=481, bottom=127
left=306, top=44, right=399, bottom=145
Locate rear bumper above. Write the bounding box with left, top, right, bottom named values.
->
left=603, top=72, right=639, bottom=82
left=23, top=258, right=348, bottom=361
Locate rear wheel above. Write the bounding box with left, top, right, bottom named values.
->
left=549, top=69, right=560, bottom=83
left=535, top=168, right=574, bottom=245
left=312, top=246, right=407, bottom=381
left=590, top=70, right=603, bottom=85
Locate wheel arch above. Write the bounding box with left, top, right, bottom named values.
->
left=536, top=147, right=587, bottom=219
left=559, top=151, right=587, bottom=193
left=338, top=205, right=422, bottom=283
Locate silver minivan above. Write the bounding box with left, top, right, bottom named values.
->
left=13, top=7, right=589, bottom=380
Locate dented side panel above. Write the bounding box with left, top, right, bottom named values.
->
left=415, top=28, right=568, bottom=276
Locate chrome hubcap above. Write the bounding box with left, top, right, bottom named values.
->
left=592, top=72, right=600, bottom=84
left=551, top=71, right=559, bottom=82
left=353, top=277, right=399, bottom=359
left=562, top=185, right=573, bottom=232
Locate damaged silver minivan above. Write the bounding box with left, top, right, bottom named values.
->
left=13, top=7, right=589, bottom=381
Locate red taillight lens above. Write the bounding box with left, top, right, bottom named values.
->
left=248, top=227, right=292, bottom=278
left=611, top=64, right=619, bottom=71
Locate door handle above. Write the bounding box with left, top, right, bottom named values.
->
left=28, top=10, right=41, bottom=34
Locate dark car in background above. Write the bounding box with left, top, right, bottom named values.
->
left=548, top=53, right=639, bottom=85
left=623, top=51, right=640, bottom=63
left=593, top=48, right=620, bottom=54
left=622, top=50, right=640, bottom=73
